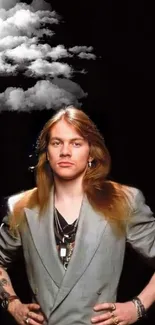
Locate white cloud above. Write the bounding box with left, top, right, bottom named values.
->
left=0, top=36, right=37, bottom=51
left=0, top=4, right=58, bottom=38
left=69, top=46, right=94, bottom=53
left=8, top=8, right=58, bottom=31
left=48, top=45, right=70, bottom=60
left=0, top=80, right=86, bottom=111
left=5, top=43, right=69, bottom=62
left=0, top=1, right=96, bottom=111
left=78, top=52, right=96, bottom=60
left=26, top=59, right=72, bottom=78
left=5, top=43, right=47, bottom=61
left=0, top=17, right=20, bottom=38
left=69, top=45, right=96, bottom=60
left=7, top=9, right=41, bottom=31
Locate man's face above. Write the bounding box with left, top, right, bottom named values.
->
left=47, top=119, right=91, bottom=181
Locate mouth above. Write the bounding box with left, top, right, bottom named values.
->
left=58, top=161, right=74, bottom=166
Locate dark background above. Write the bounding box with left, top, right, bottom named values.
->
left=0, top=0, right=155, bottom=323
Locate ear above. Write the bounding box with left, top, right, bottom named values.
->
left=46, top=151, right=49, bottom=161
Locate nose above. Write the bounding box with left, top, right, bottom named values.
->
left=60, top=143, right=71, bottom=157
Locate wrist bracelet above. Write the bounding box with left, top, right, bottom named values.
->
left=8, top=295, right=19, bottom=303
left=132, top=296, right=147, bottom=320
left=0, top=294, right=19, bottom=310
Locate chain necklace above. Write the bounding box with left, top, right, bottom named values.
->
left=54, top=208, right=79, bottom=270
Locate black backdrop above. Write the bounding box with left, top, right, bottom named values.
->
left=0, top=0, right=155, bottom=323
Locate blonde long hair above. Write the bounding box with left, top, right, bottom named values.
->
left=10, top=106, right=132, bottom=234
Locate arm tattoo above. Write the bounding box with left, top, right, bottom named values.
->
left=1, top=278, right=9, bottom=286
left=0, top=277, right=11, bottom=300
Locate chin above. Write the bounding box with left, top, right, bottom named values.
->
left=58, top=174, right=77, bottom=180
left=56, top=171, right=83, bottom=181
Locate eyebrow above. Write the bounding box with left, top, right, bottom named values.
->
left=50, top=137, right=84, bottom=141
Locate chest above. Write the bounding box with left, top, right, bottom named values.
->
left=54, top=202, right=82, bottom=224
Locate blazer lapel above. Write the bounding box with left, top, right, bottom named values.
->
left=24, top=189, right=65, bottom=288
left=51, top=196, right=108, bottom=312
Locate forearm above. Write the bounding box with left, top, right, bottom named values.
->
left=0, top=268, right=44, bottom=324
left=137, top=272, right=155, bottom=310
left=0, top=266, right=17, bottom=299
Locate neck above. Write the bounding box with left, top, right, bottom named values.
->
left=54, top=176, right=84, bottom=202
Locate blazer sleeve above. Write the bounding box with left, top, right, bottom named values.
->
left=0, top=215, right=22, bottom=270
left=126, top=188, right=155, bottom=265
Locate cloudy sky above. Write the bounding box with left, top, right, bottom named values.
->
left=0, top=0, right=96, bottom=111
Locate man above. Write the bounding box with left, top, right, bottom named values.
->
left=0, top=106, right=155, bottom=325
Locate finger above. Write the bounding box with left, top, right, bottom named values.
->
left=24, top=318, right=44, bottom=325
left=91, top=318, right=115, bottom=325
left=27, top=311, right=44, bottom=323
left=94, top=318, right=121, bottom=325
left=91, top=311, right=112, bottom=323
left=94, top=303, right=117, bottom=311
left=28, top=304, right=41, bottom=311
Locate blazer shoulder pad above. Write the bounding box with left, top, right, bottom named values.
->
left=8, top=192, right=27, bottom=213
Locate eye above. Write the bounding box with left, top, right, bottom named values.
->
left=51, top=141, right=60, bottom=146
left=73, top=142, right=81, bottom=147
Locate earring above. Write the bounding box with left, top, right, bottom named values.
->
left=88, top=161, right=92, bottom=168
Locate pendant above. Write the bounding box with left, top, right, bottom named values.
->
left=59, top=243, right=67, bottom=258
left=64, top=243, right=74, bottom=269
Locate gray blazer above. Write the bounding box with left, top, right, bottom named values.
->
left=0, top=187, right=155, bottom=325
